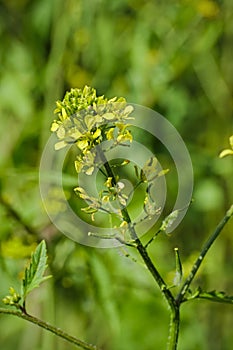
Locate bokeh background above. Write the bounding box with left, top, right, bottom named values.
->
left=0, top=0, right=233, bottom=349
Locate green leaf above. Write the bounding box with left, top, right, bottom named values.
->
left=22, top=240, right=51, bottom=300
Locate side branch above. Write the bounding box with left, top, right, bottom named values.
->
left=176, top=205, right=233, bottom=304
left=0, top=308, right=100, bottom=350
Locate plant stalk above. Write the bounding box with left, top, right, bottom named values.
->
left=176, top=204, right=233, bottom=304
left=0, top=308, right=100, bottom=350
left=167, top=307, right=180, bottom=350
left=102, top=152, right=179, bottom=346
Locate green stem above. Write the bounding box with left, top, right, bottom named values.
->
left=167, top=308, right=180, bottom=350
left=134, top=237, right=176, bottom=311
left=176, top=204, right=233, bottom=304
left=101, top=152, right=179, bottom=347
left=0, top=308, right=100, bottom=350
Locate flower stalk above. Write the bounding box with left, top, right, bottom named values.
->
left=100, top=150, right=180, bottom=350
left=49, top=87, right=233, bottom=350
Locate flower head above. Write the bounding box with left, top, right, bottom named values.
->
left=51, top=86, right=134, bottom=175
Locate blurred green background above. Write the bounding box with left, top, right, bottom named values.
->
left=0, top=0, right=233, bottom=349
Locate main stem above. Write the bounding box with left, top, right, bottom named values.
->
left=102, top=152, right=179, bottom=349
left=167, top=308, right=180, bottom=350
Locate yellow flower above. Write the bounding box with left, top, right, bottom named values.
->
left=51, top=122, right=59, bottom=132
left=52, top=86, right=134, bottom=175
left=105, top=177, right=113, bottom=188
left=77, top=139, right=89, bottom=150
left=106, top=128, right=115, bottom=140
left=92, top=128, right=101, bottom=139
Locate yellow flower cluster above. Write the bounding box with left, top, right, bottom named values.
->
left=2, top=287, right=21, bottom=307
left=51, top=86, right=134, bottom=175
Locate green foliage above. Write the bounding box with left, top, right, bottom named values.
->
left=22, top=240, right=51, bottom=300
left=52, top=85, right=233, bottom=350
left=2, top=240, right=51, bottom=312
left=0, top=0, right=233, bottom=349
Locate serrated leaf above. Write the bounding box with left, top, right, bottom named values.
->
left=22, top=240, right=51, bottom=300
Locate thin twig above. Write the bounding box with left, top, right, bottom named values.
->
left=176, top=205, right=233, bottom=304
left=0, top=308, right=100, bottom=350
left=144, top=228, right=162, bottom=248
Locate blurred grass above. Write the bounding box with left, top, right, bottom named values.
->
left=0, top=0, right=233, bottom=349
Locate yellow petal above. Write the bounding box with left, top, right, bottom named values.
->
left=219, top=149, right=233, bottom=158
left=104, top=112, right=115, bottom=120
left=85, top=114, right=96, bottom=130
left=61, top=107, right=68, bottom=120
left=55, top=141, right=67, bottom=150
left=57, top=126, right=66, bottom=138
left=93, top=128, right=101, bottom=139
left=77, top=139, right=89, bottom=150
left=120, top=221, right=128, bottom=228
left=85, top=167, right=94, bottom=175
left=75, top=160, right=82, bottom=173
left=124, top=105, right=134, bottom=115
left=51, top=122, right=59, bottom=132
left=106, top=128, right=115, bottom=140
left=229, top=135, right=233, bottom=148
left=104, top=177, right=112, bottom=188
